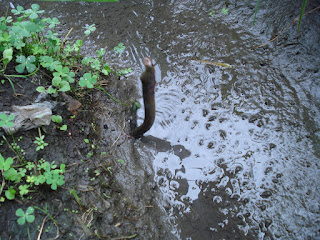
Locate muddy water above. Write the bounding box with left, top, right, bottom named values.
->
left=6, top=0, right=320, bottom=239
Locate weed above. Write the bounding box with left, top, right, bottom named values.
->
left=221, top=8, right=228, bottom=14
left=1, top=3, right=133, bottom=101
left=34, top=203, right=56, bottom=223
left=0, top=151, right=66, bottom=201
left=51, top=115, right=67, bottom=131
left=16, top=206, right=35, bottom=240
left=70, top=188, right=81, bottom=207
left=33, top=128, right=48, bottom=151
left=114, top=43, right=125, bottom=54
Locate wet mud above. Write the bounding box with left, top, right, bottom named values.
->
left=0, top=66, right=174, bottom=239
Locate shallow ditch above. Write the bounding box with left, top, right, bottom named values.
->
left=1, top=0, right=320, bottom=240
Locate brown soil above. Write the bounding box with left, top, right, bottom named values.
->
left=0, top=67, right=174, bottom=239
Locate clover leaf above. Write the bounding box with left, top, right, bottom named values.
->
left=16, top=207, right=35, bottom=225
left=3, top=48, right=13, bottom=65
left=83, top=24, right=96, bottom=36
left=46, top=173, right=65, bottom=190
left=79, top=73, right=97, bottom=88
left=15, top=55, right=36, bottom=73
left=5, top=187, right=16, bottom=200
left=19, top=185, right=29, bottom=197
left=11, top=6, right=25, bottom=16
left=0, top=154, right=13, bottom=171
left=46, top=17, right=60, bottom=28
left=0, top=113, right=15, bottom=128
left=51, top=115, right=63, bottom=123
left=24, top=4, right=44, bottom=20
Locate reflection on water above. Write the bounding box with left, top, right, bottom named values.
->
left=10, top=0, right=320, bottom=239
left=143, top=1, right=320, bottom=239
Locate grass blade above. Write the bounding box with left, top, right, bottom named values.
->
left=298, top=0, right=308, bottom=32
left=253, top=0, right=261, bottom=25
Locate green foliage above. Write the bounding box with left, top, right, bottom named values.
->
left=0, top=150, right=66, bottom=201
left=83, top=24, right=96, bottom=36
left=0, top=155, right=13, bottom=171
left=114, top=43, right=125, bottom=53
left=253, top=0, right=261, bottom=25
left=209, top=10, right=215, bottom=17
left=2, top=48, right=13, bottom=66
left=0, top=113, right=15, bottom=128
left=16, top=207, right=35, bottom=225
left=115, top=68, right=132, bottom=76
left=5, top=187, right=16, bottom=200
left=1, top=3, right=133, bottom=100
left=79, top=73, right=97, bottom=88
left=132, top=101, right=141, bottom=112
left=51, top=115, right=63, bottom=123
left=60, top=124, right=67, bottom=131
left=15, top=55, right=36, bottom=73
left=33, top=134, right=48, bottom=151
left=298, top=0, right=307, bottom=32
left=51, top=115, right=67, bottom=131
left=221, top=8, right=228, bottom=15
left=209, top=7, right=228, bottom=17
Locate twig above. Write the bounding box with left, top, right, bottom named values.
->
left=111, top=234, right=137, bottom=240
left=0, top=169, right=5, bottom=196
left=111, top=120, right=126, bottom=147
left=251, top=5, right=320, bottom=49
left=37, top=216, right=48, bottom=240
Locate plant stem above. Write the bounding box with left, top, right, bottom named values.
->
left=34, top=206, right=56, bottom=223
left=96, top=86, right=131, bottom=106
left=27, top=222, right=31, bottom=240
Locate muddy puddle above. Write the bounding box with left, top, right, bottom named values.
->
left=2, top=0, right=320, bottom=239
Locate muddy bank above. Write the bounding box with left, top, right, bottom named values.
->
left=0, top=69, right=175, bottom=239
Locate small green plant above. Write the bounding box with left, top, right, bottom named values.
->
left=221, top=8, right=228, bottom=14
left=297, top=0, right=307, bottom=32
left=16, top=206, right=35, bottom=240
left=209, top=10, right=215, bottom=17
left=0, top=152, right=66, bottom=201
left=33, top=129, right=48, bottom=151
left=209, top=8, right=228, bottom=17
left=51, top=115, right=67, bottom=131
left=70, top=188, right=82, bottom=208
left=114, top=43, right=125, bottom=53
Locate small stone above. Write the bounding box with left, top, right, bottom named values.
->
left=202, top=109, right=209, bottom=117
left=260, top=190, right=272, bottom=198
left=208, top=116, right=216, bottom=121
